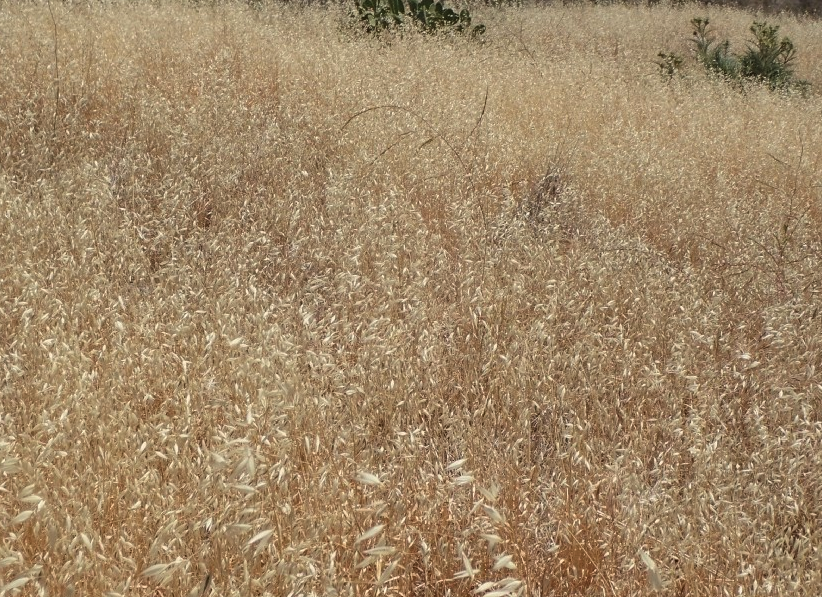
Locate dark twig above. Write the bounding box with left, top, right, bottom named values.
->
left=47, top=0, right=60, bottom=159
left=467, top=86, right=488, bottom=141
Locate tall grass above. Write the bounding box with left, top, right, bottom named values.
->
left=1, top=1, right=821, bottom=595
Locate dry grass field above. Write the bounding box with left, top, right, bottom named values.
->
left=706, top=0, right=819, bottom=16
left=1, top=1, right=821, bottom=595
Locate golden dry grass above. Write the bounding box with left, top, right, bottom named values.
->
left=1, top=1, right=821, bottom=595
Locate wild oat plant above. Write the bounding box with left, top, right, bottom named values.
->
left=1, top=1, right=821, bottom=596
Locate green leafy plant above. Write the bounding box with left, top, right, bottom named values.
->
left=660, top=17, right=809, bottom=93
left=690, top=17, right=739, bottom=79
left=351, top=0, right=484, bottom=37
left=353, top=0, right=406, bottom=35
left=739, top=21, right=803, bottom=90
left=655, top=51, right=684, bottom=81
left=407, top=0, right=483, bottom=35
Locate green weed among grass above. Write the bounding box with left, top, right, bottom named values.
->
left=351, top=0, right=484, bottom=36
left=668, top=16, right=811, bottom=93
left=655, top=51, right=684, bottom=81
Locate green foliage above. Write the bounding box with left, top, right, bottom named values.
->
left=407, top=0, right=482, bottom=35
left=351, top=0, right=484, bottom=37
left=353, top=0, right=405, bottom=34
left=739, top=21, right=801, bottom=89
left=682, top=17, right=809, bottom=93
left=655, top=51, right=684, bottom=81
left=690, top=17, right=739, bottom=79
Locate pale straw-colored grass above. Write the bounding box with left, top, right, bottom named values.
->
left=1, top=1, right=821, bottom=595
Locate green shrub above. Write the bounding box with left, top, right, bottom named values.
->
left=352, top=0, right=406, bottom=35
left=655, top=51, right=684, bottom=81
left=739, top=21, right=802, bottom=89
left=659, top=17, right=809, bottom=94
left=350, top=0, right=484, bottom=37
left=690, top=17, right=740, bottom=80
left=407, top=0, right=483, bottom=35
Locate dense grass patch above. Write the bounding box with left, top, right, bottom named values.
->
left=1, top=1, right=821, bottom=595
